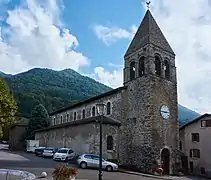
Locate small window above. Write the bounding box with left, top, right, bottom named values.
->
left=139, top=56, right=145, bottom=77
left=192, top=133, right=199, bottom=142
left=179, top=141, right=182, bottom=150
left=201, top=120, right=211, bottom=127
left=164, top=59, right=170, bottom=79
left=60, top=116, right=63, bottom=123
left=190, top=149, right=200, bottom=158
left=189, top=149, right=192, bottom=158
left=201, top=167, right=206, bottom=174
left=201, top=120, right=206, bottom=127
left=130, top=61, right=136, bottom=80
left=66, top=114, right=69, bottom=122
left=74, top=112, right=77, bottom=120
left=106, top=102, right=111, bottom=115
left=92, top=106, right=95, bottom=116
left=155, top=55, right=161, bottom=76
left=82, top=109, right=85, bottom=119
left=107, top=135, right=113, bottom=150
left=53, top=117, right=56, bottom=125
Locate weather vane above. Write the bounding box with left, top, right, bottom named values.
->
left=146, top=1, right=151, bottom=9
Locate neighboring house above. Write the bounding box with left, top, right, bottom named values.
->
left=35, top=9, right=179, bottom=174
left=9, top=117, right=29, bottom=150
left=179, top=114, right=211, bottom=177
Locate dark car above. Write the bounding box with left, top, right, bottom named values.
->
left=35, top=147, right=46, bottom=156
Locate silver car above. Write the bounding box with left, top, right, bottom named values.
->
left=42, top=147, right=57, bottom=158
left=77, top=154, right=118, bottom=172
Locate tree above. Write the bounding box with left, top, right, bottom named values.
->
left=0, top=78, right=17, bottom=139
left=25, top=104, right=50, bottom=140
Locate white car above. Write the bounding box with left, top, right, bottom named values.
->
left=53, top=148, right=75, bottom=161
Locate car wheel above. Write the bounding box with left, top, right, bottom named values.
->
left=106, top=165, right=113, bottom=172
left=65, top=157, right=69, bottom=162
left=80, top=162, right=87, bottom=169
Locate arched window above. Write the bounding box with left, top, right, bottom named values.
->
left=82, top=109, right=85, bottom=119
left=130, top=61, right=136, bottom=80
left=92, top=106, right=95, bottom=116
left=60, top=115, right=63, bottom=123
left=164, top=59, right=170, bottom=79
left=66, top=114, right=69, bottom=122
left=106, top=102, right=111, bottom=115
left=139, top=56, right=145, bottom=77
left=73, top=112, right=77, bottom=120
left=107, top=136, right=113, bottom=150
left=155, top=55, right=161, bottom=76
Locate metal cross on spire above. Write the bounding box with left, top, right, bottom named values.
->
left=146, top=1, right=151, bottom=9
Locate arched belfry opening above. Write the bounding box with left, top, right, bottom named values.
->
left=161, top=148, right=170, bottom=174
left=130, top=61, right=136, bottom=80
left=154, top=55, right=162, bottom=76
left=139, top=56, right=145, bottom=77
left=164, top=59, right=170, bottom=79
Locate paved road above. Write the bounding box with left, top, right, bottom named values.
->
left=0, top=150, right=156, bottom=180
left=0, top=150, right=208, bottom=180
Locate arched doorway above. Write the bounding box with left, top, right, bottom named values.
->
left=161, top=148, right=170, bottom=174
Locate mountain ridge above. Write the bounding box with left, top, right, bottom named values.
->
left=0, top=68, right=200, bottom=126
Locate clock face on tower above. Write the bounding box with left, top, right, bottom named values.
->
left=160, top=105, right=170, bottom=119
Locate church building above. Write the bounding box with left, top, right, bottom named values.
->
left=35, top=10, right=179, bottom=174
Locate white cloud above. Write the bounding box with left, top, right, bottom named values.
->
left=92, top=24, right=137, bottom=45
left=94, top=1, right=211, bottom=114
left=94, top=66, right=123, bottom=88
left=0, top=0, right=89, bottom=74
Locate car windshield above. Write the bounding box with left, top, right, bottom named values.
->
left=57, top=149, right=68, bottom=153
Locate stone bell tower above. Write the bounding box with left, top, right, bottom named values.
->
left=120, top=10, right=179, bottom=174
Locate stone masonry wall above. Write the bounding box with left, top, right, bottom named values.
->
left=51, top=91, right=122, bottom=127
left=120, top=43, right=179, bottom=174
left=35, top=123, right=119, bottom=160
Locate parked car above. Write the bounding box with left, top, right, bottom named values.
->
left=53, top=148, right=75, bottom=161
left=34, top=147, right=46, bottom=156
left=77, top=154, right=118, bottom=172
left=42, top=147, right=58, bottom=158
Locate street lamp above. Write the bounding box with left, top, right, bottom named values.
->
left=96, top=103, right=106, bottom=180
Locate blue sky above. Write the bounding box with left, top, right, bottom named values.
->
left=1, top=0, right=211, bottom=113
left=62, top=0, right=145, bottom=73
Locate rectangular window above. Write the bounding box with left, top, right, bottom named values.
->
left=53, top=118, right=56, bottom=125
left=201, top=120, right=211, bottom=127
left=189, top=149, right=192, bottom=158
left=192, top=133, right=199, bottom=142
left=60, top=116, right=63, bottom=123
left=179, top=141, right=182, bottom=150
left=206, top=120, right=211, bottom=127
left=190, top=149, right=200, bottom=158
